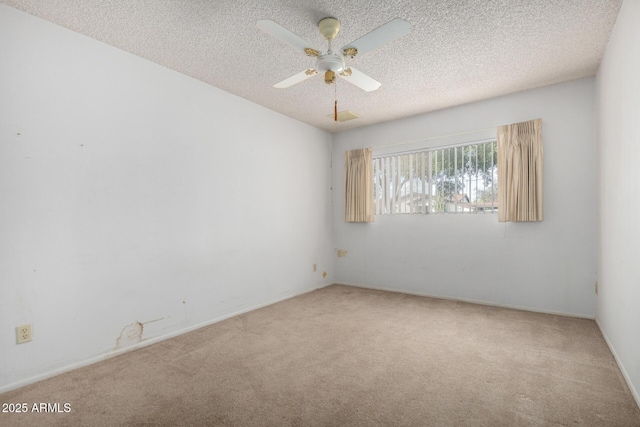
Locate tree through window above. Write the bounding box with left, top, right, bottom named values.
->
left=373, top=140, right=498, bottom=214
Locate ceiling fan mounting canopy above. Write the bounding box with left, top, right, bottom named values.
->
left=318, top=17, right=340, bottom=41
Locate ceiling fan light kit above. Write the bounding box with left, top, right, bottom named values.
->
left=324, top=70, right=336, bottom=84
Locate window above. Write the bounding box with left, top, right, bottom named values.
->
left=373, top=139, right=498, bottom=215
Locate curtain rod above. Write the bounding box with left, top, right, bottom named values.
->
left=372, top=126, right=496, bottom=150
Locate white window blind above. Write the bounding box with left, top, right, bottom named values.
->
left=373, top=139, right=498, bottom=215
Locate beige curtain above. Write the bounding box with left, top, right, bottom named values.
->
left=497, top=118, right=543, bottom=222
left=344, top=148, right=374, bottom=223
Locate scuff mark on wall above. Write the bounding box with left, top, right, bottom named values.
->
left=143, top=317, right=166, bottom=325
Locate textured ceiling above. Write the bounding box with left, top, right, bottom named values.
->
left=1, top=0, right=622, bottom=132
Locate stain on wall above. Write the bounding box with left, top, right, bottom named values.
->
left=114, top=317, right=169, bottom=350
left=116, top=322, right=144, bottom=350
left=115, top=321, right=143, bottom=349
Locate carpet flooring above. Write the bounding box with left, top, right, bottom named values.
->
left=1, top=284, right=639, bottom=426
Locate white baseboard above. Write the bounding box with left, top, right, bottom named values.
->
left=0, top=285, right=325, bottom=395
left=2, top=282, right=604, bottom=396
left=595, top=319, right=640, bottom=410
left=333, top=282, right=595, bottom=319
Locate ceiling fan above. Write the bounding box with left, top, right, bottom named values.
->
left=256, top=17, right=410, bottom=92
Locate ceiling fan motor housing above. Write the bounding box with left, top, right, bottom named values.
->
left=316, top=54, right=345, bottom=73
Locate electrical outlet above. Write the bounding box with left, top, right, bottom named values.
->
left=16, top=324, right=32, bottom=344
left=313, top=263, right=317, bottom=272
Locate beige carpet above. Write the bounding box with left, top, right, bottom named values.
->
left=2, top=285, right=639, bottom=426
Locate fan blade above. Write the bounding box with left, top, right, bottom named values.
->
left=339, top=67, right=381, bottom=92
left=341, top=18, right=410, bottom=57
left=256, top=20, right=317, bottom=55
left=274, top=69, right=318, bottom=88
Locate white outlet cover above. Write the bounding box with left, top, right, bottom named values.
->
left=16, top=324, right=32, bottom=344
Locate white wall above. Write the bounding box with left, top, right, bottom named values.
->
left=0, top=5, right=334, bottom=392
left=596, top=0, right=640, bottom=406
left=333, top=78, right=597, bottom=317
